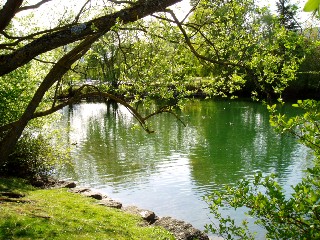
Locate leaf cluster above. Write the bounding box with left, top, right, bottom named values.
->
left=206, top=167, right=320, bottom=239
left=269, top=100, right=320, bottom=154
left=181, top=0, right=308, bottom=101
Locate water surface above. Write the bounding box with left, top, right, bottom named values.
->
left=57, top=99, right=312, bottom=238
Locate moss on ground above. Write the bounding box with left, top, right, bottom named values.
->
left=0, top=178, right=174, bottom=240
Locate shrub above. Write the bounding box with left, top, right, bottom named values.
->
left=0, top=132, right=60, bottom=180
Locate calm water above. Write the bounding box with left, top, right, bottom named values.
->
left=56, top=99, right=312, bottom=238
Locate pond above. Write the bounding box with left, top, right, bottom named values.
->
left=56, top=99, right=312, bottom=238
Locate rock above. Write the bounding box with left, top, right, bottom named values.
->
left=154, top=216, right=209, bottom=240
left=58, top=181, right=76, bottom=188
left=65, top=185, right=209, bottom=239
left=69, top=188, right=103, bottom=200
left=30, top=176, right=57, bottom=188
left=123, top=206, right=158, bottom=224
left=69, top=188, right=91, bottom=193
left=98, top=198, right=122, bottom=209
left=81, top=191, right=103, bottom=200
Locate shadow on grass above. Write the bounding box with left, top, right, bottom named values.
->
left=0, top=177, right=35, bottom=193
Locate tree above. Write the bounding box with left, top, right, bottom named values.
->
left=276, top=0, right=300, bottom=31
left=0, top=0, right=182, bottom=165
left=165, top=0, right=306, bottom=100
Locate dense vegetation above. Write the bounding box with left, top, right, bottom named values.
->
left=0, top=0, right=319, bottom=239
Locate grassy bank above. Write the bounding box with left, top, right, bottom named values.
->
left=0, top=178, right=174, bottom=240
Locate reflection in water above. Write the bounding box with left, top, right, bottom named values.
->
left=57, top=99, right=312, bottom=237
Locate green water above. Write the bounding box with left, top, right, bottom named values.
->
left=57, top=99, right=312, bottom=238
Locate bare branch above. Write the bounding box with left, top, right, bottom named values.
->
left=73, top=0, right=91, bottom=24
left=33, top=58, right=56, bottom=65
left=120, top=25, right=181, bottom=44
left=112, top=30, right=129, bottom=66
left=176, top=0, right=199, bottom=24
left=151, top=13, right=175, bottom=24
left=17, top=0, right=54, bottom=12
left=1, top=30, right=21, bottom=39
left=143, top=106, right=186, bottom=127
left=108, top=0, right=135, bottom=5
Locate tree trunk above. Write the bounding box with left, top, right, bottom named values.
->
left=0, top=35, right=97, bottom=164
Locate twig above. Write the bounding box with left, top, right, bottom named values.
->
left=17, top=0, right=54, bottom=12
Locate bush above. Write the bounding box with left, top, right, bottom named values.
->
left=0, top=132, right=59, bottom=179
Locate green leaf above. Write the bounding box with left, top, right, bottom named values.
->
left=303, top=0, right=320, bottom=12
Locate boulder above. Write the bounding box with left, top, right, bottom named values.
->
left=98, top=198, right=122, bottom=209
left=123, top=206, right=158, bottom=224
left=153, top=216, right=209, bottom=240
left=69, top=188, right=103, bottom=200
left=60, top=181, right=77, bottom=188
left=81, top=191, right=103, bottom=200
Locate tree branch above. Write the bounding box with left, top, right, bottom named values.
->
left=0, top=25, right=74, bottom=49
left=165, top=9, right=246, bottom=69
left=0, top=89, right=185, bottom=134
left=0, top=0, right=181, bottom=77
left=73, top=0, right=91, bottom=24
left=33, top=58, right=56, bottom=65
left=0, top=0, right=24, bottom=32
left=108, top=0, right=136, bottom=5
left=16, top=0, right=54, bottom=12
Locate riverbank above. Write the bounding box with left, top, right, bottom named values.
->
left=0, top=177, right=209, bottom=240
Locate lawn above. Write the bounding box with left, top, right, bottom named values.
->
left=0, top=178, right=174, bottom=240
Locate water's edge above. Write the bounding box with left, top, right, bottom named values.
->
left=53, top=179, right=213, bottom=240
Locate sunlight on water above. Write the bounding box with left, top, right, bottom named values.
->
left=56, top=99, right=313, bottom=238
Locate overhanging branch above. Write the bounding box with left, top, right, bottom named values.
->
left=17, top=0, right=54, bottom=12
left=0, top=0, right=182, bottom=76
left=165, top=9, right=245, bottom=69
left=0, top=89, right=186, bottom=134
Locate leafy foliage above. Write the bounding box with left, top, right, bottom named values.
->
left=205, top=168, right=320, bottom=239
left=81, top=20, right=200, bottom=104
left=270, top=100, right=320, bottom=153
left=304, top=0, right=320, bottom=15
left=184, top=0, right=306, bottom=100
left=201, top=2, right=320, bottom=238
left=0, top=130, right=67, bottom=179
left=0, top=64, right=34, bottom=127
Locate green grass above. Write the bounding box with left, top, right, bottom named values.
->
left=0, top=178, right=174, bottom=240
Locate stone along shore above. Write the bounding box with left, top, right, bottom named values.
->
left=52, top=180, right=210, bottom=240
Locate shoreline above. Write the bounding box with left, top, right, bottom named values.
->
left=50, top=179, right=211, bottom=240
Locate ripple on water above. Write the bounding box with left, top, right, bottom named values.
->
left=56, top=100, right=312, bottom=238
